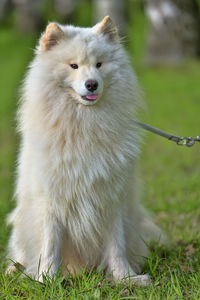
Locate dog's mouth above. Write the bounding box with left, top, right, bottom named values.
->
left=70, top=88, right=100, bottom=106
left=81, top=94, right=99, bottom=102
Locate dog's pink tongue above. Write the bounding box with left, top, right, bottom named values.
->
left=86, top=94, right=98, bottom=100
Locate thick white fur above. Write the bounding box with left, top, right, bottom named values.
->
left=7, top=18, right=160, bottom=285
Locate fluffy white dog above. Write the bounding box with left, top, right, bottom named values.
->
left=7, top=16, right=160, bottom=286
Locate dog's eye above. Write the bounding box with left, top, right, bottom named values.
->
left=70, top=64, right=78, bottom=69
left=96, top=62, right=102, bottom=69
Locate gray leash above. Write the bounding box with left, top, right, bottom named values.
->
left=135, top=120, right=200, bottom=147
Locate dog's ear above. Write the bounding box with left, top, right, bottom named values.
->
left=96, top=16, right=119, bottom=41
left=40, top=22, right=64, bottom=51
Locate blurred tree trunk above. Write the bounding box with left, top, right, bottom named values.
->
left=54, top=0, right=77, bottom=19
left=13, top=0, right=42, bottom=33
left=0, top=0, right=7, bottom=20
left=145, top=0, right=200, bottom=65
left=13, top=0, right=77, bottom=33
left=93, top=0, right=128, bottom=36
left=0, top=0, right=12, bottom=21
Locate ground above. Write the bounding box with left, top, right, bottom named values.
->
left=0, top=6, right=200, bottom=299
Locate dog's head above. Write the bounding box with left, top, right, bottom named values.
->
left=35, top=17, right=128, bottom=106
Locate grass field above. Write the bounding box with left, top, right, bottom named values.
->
left=0, top=7, right=200, bottom=299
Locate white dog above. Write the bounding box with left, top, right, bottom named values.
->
left=7, top=17, right=161, bottom=286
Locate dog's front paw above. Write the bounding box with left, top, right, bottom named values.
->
left=111, top=268, right=151, bottom=287
left=37, top=262, right=59, bottom=282
left=5, top=262, right=25, bottom=275
left=130, top=274, right=151, bottom=287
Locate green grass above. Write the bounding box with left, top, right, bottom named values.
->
left=1, top=7, right=200, bottom=299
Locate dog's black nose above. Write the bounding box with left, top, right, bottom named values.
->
left=85, top=79, right=98, bottom=92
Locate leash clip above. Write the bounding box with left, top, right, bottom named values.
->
left=178, top=136, right=200, bottom=147
left=169, top=136, right=197, bottom=147
left=176, top=137, right=195, bottom=147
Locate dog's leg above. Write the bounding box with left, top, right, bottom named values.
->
left=6, top=216, right=27, bottom=275
left=105, top=213, right=150, bottom=287
left=38, top=210, right=63, bottom=280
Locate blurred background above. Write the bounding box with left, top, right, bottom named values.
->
left=0, top=0, right=200, bottom=250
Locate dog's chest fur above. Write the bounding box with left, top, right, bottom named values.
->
left=28, top=103, right=139, bottom=254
